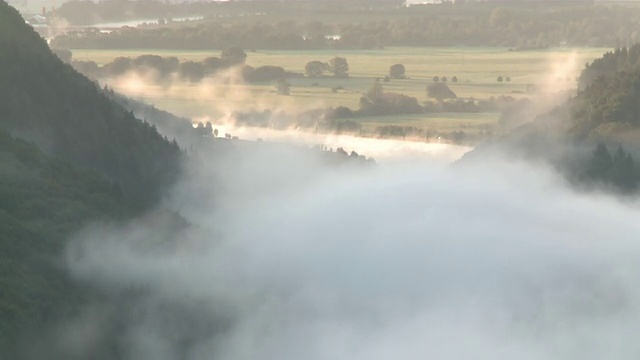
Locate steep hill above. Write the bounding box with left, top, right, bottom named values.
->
left=0, top=0, right=181, bottom=209
left=0, top=129, right=131, bottom=356
left=0, top=0, right=185, bottom=355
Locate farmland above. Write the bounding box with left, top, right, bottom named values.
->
left=71, top=46, right=609, bottom=140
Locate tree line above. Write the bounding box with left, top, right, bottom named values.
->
left=50, top=3, right=640, bottom=50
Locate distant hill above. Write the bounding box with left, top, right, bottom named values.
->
left=0, top=0, right=181, bottom=210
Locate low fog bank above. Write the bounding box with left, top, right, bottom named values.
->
left=201, top=122, right=472, bottom=163
left=57, top=141, right=640, bottom=360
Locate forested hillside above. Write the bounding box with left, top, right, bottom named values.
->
left=0, top=0, right=181, bottom=209
left=466, top=45, right=640, bottom=193
left=0, top=130, right=134, bottom=355
left=0, top=0, right=185, bottom=355
left=578, top=45, right=640, bottom=90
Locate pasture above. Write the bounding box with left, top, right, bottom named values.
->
left=71, top=46, right=609, bottom=137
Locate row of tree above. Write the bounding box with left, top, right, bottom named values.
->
left=69, top=50, right=359, bottom=84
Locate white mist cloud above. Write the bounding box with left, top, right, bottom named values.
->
left=63, top=143, right=640, bottom=360
left=197, top=122, right=471, bottom=162
left=103, top=66, right=325, bottom=121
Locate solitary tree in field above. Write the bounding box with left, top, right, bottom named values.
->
left=220, top=46, right=247, bottom=66
left=452, top=76, right=458, bottom=83
left=328, top=57, right=349, bottom=78
left=305, top=61, right=328, bottom=77
left=389, top=63, right=405, bottom=79
left=497, top=76, right=504, bottom=82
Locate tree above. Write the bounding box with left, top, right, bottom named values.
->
left=179, top=61, right=205, bottom=82
left=609, top=145, right=638, bottom=191
left=441, top=76, right=448, bottom=82
left=432, top=76, right=440, bottom=82
left=220, top=46, right=247, bottom=66
left=244, top=66, right=286, bottom=82
left=328, top=57, right=349, bottom=78
left=104, top=57, right=132, bottom=76
left=202, top=56, right=222, bottom=74
left=586, top=143, right=613, bottom=180
left=305, top=61, right=328, bottom=77
left=213, top=128, right=219, bottom=137
left=389, top=63, right=405, bottom=79
left=452, top=76, right=458, bottom=83
left=497, top=76, right=504, bottom=82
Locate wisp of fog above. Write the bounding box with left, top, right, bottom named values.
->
left=64, top=145, right=640, bottom=360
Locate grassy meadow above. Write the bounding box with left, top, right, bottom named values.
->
left=72, top=47, right=610, bottom=136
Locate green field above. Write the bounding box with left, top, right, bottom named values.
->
left=72, top=46, right=609, bottom=137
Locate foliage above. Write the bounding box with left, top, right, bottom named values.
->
left=49, top=1, right=640, bottom=50
left=578, top=45, right=640, bottom=90
left=0, top=4, right=182, bottom=209
left=358, top=80, right=422, bottom=117
left=220, top=46, right=247, bottom=66
left=389, top=63, right=405, bottom=79
left=72, top=52, right=301, bottom=84
left=583, top=143, right=638, bottom=192
left=328, top=57, right=349, bottom=78
left=0, top=3, right=188, bottom=353
left=305, top=61, right=328, bottom=77
left=0, top=129, right=133, bottom=354
left=571, top=69, right=640, bottom=140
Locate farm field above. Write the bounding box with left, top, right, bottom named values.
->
left=72, top=46, right=610, bottom=137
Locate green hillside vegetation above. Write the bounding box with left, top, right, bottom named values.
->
left=578, top=45, right=640, bottom=90
left=572, top=69, right=640, bottom=142
left=0, top=129, right=131, bottom=354
left=0, top=0, right=187, bottom=355
left=0, top=0, right=182, bottom=210
left=467, top=44, right=640, bottom=193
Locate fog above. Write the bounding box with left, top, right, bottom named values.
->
left=196, top=121, right=471, bottom=162
left=61, top=141, right=640, bottom=360
left=108, top=65, right=323, bottom=118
